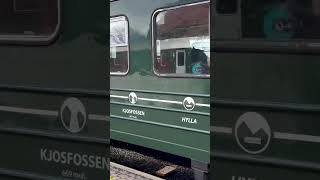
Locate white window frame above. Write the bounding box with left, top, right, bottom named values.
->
left=110, top=16, right=130, bottom=75
left=151, top=1, right=210, bottom=78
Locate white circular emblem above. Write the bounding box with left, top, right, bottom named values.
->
left=60, top=97, right=87, bottom=133
left=235, top=112, right=272, bottom=154
left=128, top=92, right=138, bottom=104
left=183, top=97, right=195, bottom=111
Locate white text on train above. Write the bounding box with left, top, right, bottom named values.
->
left=232, top=176, right=256, bottom=180
left=182, top=117, right=197, bottom=124
left=122, top=108, right=145, bottom=116
left=40, top=149, right=109, bottom=170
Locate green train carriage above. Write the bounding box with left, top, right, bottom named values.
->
left=110, top=0, right=210, bottom=178
left=0, top=1, right=108, bottom=179
left=212, top=0, right=320, bottom=179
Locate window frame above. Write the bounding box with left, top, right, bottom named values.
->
left=151, top=1, right=210, bottom=78
left=110, top=15, right=130, bottom=76
left=0, top=0, right=61, bottom=45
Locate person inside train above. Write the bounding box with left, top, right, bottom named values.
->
left=190, top=47, right=209, bottom=75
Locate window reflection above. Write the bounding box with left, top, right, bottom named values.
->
left=110, top=16, right=129, bottom=74
left=154, top=2, right=210, bottom=76
left=242, top=0, right=320, bottom=40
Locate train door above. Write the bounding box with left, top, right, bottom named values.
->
left=176, top=50, right=186, bottom=74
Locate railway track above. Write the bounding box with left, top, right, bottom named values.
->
left=111, top=141, right=195, bottom=180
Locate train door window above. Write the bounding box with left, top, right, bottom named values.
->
left=242, top=0, right=320, bottom=40
left=110, top=16, right=129, bottom=75
left=0, top=0, right=60, bottom=43
left=153, top=2, right=210, bottom=77
left=176, top=50, right=186, bottom=74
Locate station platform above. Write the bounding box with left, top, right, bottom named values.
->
left=110, top=162, right=164, bottom=180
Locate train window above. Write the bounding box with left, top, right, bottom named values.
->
left=153, top=2, right=210, bottom=77
left=242, top=0, right=320, bottom=40
left=0, top=0, right=59, bottom=43
left=110, top=16, right=129, bottom=75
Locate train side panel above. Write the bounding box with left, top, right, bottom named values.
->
left=111, top=0, right=210, bottom=163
